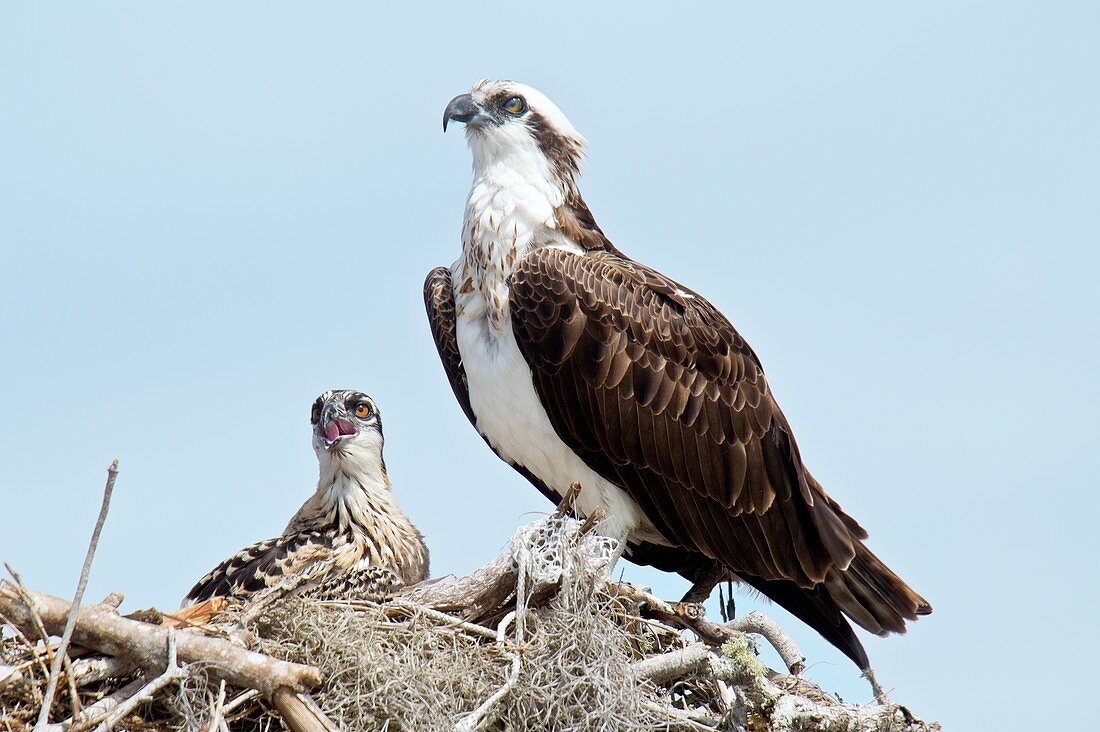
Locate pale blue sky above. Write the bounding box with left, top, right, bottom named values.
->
left=2, top=3, right=1097, bottom=728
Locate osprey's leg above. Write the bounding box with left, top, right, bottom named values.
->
left=680, top=562, right=732, bottom=604
left=606, top=530, right=630, bottom=575
left=719, top=580, right=736, bottom=622
left=679, top=565, right=737, bottom=624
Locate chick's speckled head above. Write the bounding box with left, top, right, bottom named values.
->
left=309, top=389, right=382, bottom=457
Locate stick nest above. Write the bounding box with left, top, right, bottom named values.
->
left=1, top=512, right=939, bottom=731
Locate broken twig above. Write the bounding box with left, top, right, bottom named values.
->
left=36, top=459, right=119, bottom=729
left=270, top=688, right=340, bottom=732
left=89, top=628, right=184, bottom=732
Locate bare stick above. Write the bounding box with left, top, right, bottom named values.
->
left=0, top=610, right=47, bottom=704
left=554, top=482, right=583, bottom=517
left=4, top=566, right=73, bottom=716
left=725, top=611, right=805, bottom=675
left=206, top=680, right=227, bottom=732
left=67, top=655, right=133, bottom=688
left=270, top=688, right=340, bottom=732
left=98, top=592, right=124, bottom=610
left=63, top=678, right=144, bottom=731
left=611, top=582, right=806, bottom=674
left=220, top=688, right=260, bottom=716
left=633, top=640, right=922, bottom=730
left=576, top=508, right=606, bottom=538
left=4, top=566, right=55, bottom=660
left=756, top=673, right=922, bottom=730
left=90, top=628, right=185, bottom=732
left=387, top=598, right=501, bottom=641
left=640, top=701, right=717, bottom=732
left=399, top=550, right=518, bottom=622
left=631, top=643, right=712, bottom=685
left=34, top=459, right=119, bottom=729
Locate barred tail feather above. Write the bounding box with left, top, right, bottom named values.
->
left=826, top=544, right=932, bottom=638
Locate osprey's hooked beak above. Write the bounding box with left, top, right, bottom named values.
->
left=317, top=404, right=358, bottom=448
left=443, top=93, right=482, bottom=132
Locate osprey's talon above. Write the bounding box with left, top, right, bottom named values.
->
left=672, top=601, right=706, bottom=621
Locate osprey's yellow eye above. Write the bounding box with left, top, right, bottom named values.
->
left=354, top=403, right=373, bottom=419
left=503, top=96, right=526, bottom=115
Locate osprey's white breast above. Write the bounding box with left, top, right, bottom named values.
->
left=451, top=169, right=666, bottom=546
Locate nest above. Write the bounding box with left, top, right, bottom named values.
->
left=1, top=510, right=939, bottom=731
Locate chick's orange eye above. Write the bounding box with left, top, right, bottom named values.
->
left=503, top=96, right=526, bottom=115
left=354, top=403, right=373, bottom=418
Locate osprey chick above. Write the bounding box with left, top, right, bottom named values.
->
left=185, top=390, right=429, bottom=604
left=426, top=79, right=930, bottom=670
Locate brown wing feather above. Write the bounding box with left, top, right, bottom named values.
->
left=425, top=267, right=478, bottom=425
left=184, top=530, right=336, bottom=603
left=509, top=247, right=929, bottom=633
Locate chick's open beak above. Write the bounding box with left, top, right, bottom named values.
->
left=317, top=402, right=359, bottom=446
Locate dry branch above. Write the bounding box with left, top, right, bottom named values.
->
left=725, top=612, right=805, bottom=675
left=270, top=688, right=339, bottom=732
left=400, top=551, right=518, bottom=620
left=87, top=628, right=184, bottom=732
left=0, top=610, right=48, bottom=705
left=631, top=643, right=712, bottom=685
left=66, top=656, right=132, bottom=689
left=61, top=678, right=143, bottom=731
left=220, top=688, right=259, bottom=716
left=612, top=582, right=806, bottom=674
left=3, top=567, right=77, bottom=720
left=35, top=459, right=119, bottom=730
left=399, top=488, right=605, bottom=627
left=0, top=584, right=320, bottom=696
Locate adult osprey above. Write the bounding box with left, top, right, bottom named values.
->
left=425, top=80, right=930, bottom=670
left=185, top=390, right=429, bottom=603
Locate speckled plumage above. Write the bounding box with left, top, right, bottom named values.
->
left=184, top=390, right=428, bottom=604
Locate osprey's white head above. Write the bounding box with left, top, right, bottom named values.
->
left=443, top=81, right=611, bottom=331
left=443, top=79, right=586, bottom=194
left=309, top=389, right=387, bottom=486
